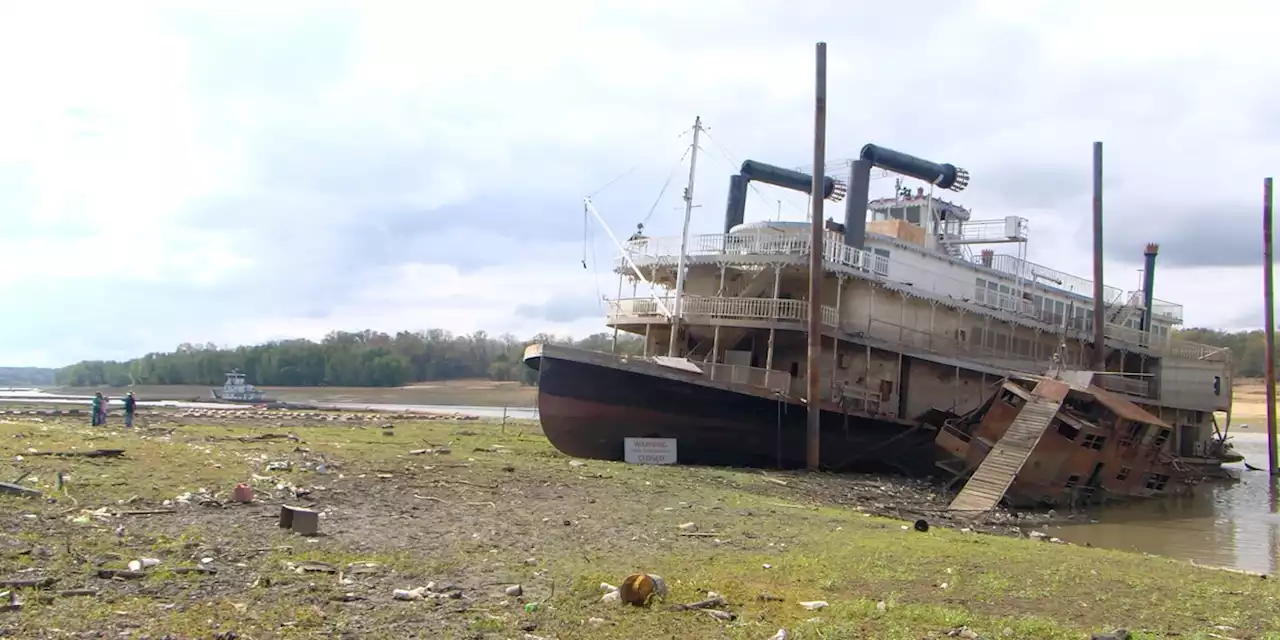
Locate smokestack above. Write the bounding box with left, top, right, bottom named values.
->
left=724, top=174, right=748, bottom=233
left=980, top=249, right=994, bottom=267
left=1141, top=243, right=1159, bottom=335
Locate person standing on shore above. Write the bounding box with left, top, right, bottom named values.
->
left=123, top=392, right=137, bottom=429
left=101, top=394, right=110, bottom=425
left=91, top=393, right=103, bottom=426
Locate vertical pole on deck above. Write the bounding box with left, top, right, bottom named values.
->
left=1263, top=177, right=1278, bottom=475
left=806, top=42, right=828, bottom=471
left=1091, top=141, right=1107, bottom=372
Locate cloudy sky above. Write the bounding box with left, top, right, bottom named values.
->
left=0, top=0, right=1275, bottom=367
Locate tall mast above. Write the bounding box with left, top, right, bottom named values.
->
left=668, top=116, right=703, bottom=356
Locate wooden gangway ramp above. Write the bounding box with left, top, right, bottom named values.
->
left=947, top=378, right=1069, bottom=515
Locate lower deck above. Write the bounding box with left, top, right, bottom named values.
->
left=608, top=313, right=1225, bottom=462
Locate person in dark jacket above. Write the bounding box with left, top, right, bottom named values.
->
left=123, top=392, right=137, bottom=429
left=91, top=393, right=103, bottom=426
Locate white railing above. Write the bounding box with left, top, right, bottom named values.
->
left=609, top=295, right=835, bottom=326
left=625, top=230, right=1134, bottom=321
left=944, top=217, right=1028, bottom=244
left=983, top=253, right=1125, bottom=306
left=972, top=287, right=1037, bottom=316
left=703, top=362, right=791, bottom=393
left=1094, top=374, right=1154, bottom=398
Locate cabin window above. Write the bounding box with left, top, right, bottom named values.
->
left=1124, top=421, right=1145, bottom=440
left=1116, top=466, right=1131, bottom=480
left=1150, top=428, right=1171, bottom=449
left=1081, top=433, right=1107, bottom=450
left=1144, top=473, right=1170, bottom=492
left=905, top=205, right=921, bottom=224
left=789, top=362, right=800, bottom=378
left=1055, top=420, right=1080, bottom=441
left=1064, top=474, right=1081, bottom=489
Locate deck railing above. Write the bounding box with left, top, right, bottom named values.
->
left=1094, top=374, right=1154, bottom=398
left=702, top=362, right=791, bottom=393
left=609, top=295, right=832, bottom=325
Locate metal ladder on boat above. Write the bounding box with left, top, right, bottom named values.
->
left=947, top=379, right=1069, bottom=515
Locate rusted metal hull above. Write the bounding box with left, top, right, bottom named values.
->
left=938, top=376, right=1233, bottom=510
left=525, top=346, right=938, bottom=474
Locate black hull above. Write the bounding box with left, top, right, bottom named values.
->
left=525, top=351, right=938, bottom=475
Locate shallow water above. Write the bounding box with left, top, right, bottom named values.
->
left=1048, top=432, right=1279, bottom=574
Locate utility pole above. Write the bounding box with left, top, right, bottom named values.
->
left=668, top=116, right=703, bottom=357
left=1263, top=176, right=1277, bottom=475
left=1090, top=141, right=1107, bottom=371
left=806, top=43, right=827, bottom=470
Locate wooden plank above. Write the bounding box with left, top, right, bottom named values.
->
left=948, top=394, right=1065, bottom=515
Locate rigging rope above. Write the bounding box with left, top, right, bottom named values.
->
left=639, top=145, right=692, bottom=230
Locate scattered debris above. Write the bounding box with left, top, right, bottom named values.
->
left=0, top=577, right=56, bottom=589
left=1090, top=631, right=1131, bottom=640
left=288, top=561, right=337, bottom=574
left=27, top=449, right=125, bottom=458
left=0, top=482, right=41, bottom=498
left=677, top=522, right=698, bottom=532
left=617, top=573, right=667, bottom=606
left=799, top=600, right=828, bottom=611
left=505, top=584, right=523, bottom=597
left=279, top=505, right=321, bottom=536
left=668, top=593, right=727, bottom=611
left=946, top=626, right=982, bottom=639
left=768, top=630, right=790, bottom=640
left=233, top=483, right=255, bottom=503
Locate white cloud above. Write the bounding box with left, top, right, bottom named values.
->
left=0, top=0, right=1277, bottom=366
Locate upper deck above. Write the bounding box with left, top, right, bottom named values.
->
left=614, top=223, right=1224, bottom=364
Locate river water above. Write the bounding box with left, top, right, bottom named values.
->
left=3, top=389, right=1275, bottom=573
left=1047, top=432, right=1279, bottom=575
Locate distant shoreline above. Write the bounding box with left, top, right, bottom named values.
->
left=35, top=379, right=538, bottom=409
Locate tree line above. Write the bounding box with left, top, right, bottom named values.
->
left=53, top=330, right=644, bottom=388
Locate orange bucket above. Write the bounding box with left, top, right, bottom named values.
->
left=232, top=483, right=255, bottom=503
left=618, top=573, right=667, bottom=606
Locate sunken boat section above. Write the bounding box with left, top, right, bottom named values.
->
left=524, top=141, right=1237, bottom=510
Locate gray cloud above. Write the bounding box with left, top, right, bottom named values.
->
left=515, top=294, right=604, bottom=324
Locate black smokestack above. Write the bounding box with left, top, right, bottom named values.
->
left=721, top=160, right=846, bottom=234
left=1141, top=243, right=1159, bottom=334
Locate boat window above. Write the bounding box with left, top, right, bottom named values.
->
left=1064, top=474, right=1081, bottom=489
left=1150, top=428, right=1171, bottom=449
left=789, top=362, right=799, bottom=378
left=1081, top=433, right=1107, bottom=450
left=1116, top=466, right=1131, bottom=480
left=1055, top=420, right=1080, bottom=441
left=905, top=205, right=921, bottom=224
left=1144, top=473, right=1170, bottom=491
